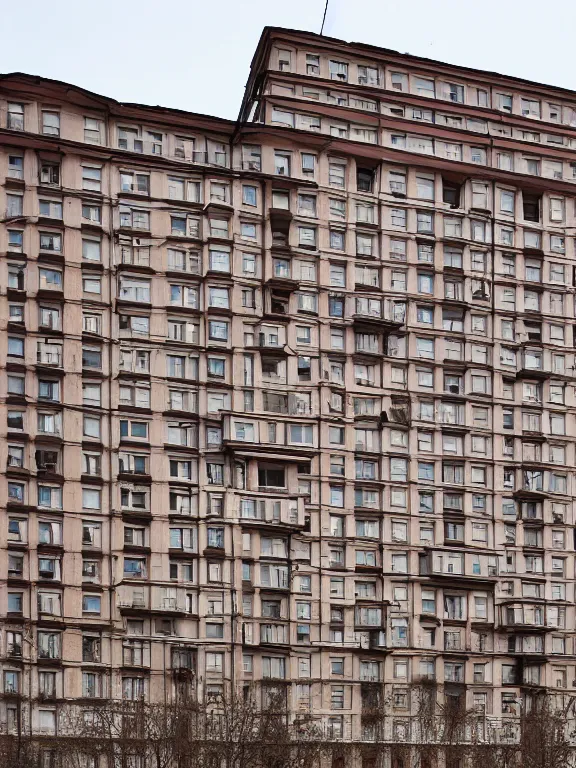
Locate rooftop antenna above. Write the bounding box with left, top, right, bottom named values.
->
left=320, top=0, right=329, bottom=35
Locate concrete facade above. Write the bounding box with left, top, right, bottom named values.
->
left=1, top=25, right=576, bottom=749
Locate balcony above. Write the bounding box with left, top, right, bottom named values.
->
left=269, top=207, right=292, bottom=249
left=369, top=631, right=387, bottom=650
left=254, top=329, right=287, bottom=350
left=353, top=299, right=406, bottom=330
left=500, top=604, right=547, bottom=631
left=265, top=289, right=292, bottom=319
left=238, top=495, right=305, bottom=529
left=118, top=587, right=190, bottom=616
left=222, top=417, right=317, bottom=459
left=117, top=587, right=149, bottom=612
left=355, top=608, right=384, bottom=632
left=37, top=348, right=62, bottom=368
left=262, top=392, right=312, bottom=416
left=151, top=588, right=190, bottom=614
left=172, top=648, right=196, bottom=672
left=265, top=274, right=300, bottom=292
left=419, top=549, right=498, bottom=584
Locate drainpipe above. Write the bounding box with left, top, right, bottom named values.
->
left=230, top=515, right=237, bottom=694
left=106, top=138, right=116, bottom=697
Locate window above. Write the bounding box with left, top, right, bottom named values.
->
left=521, top=98, right=540, bottom=118
left=329, top=60, right=348, bottom=81
left=83, top=276, right=101, bottom=295
left=416, top=175, right=434, bottom=200
left=7, top=231, right=23, bottom=253
left=274, top=152, right=291, bottom=176
left=8, top=337, right=24, bottom=358
left=120, top=207, right=149, bottom=230
left=8, top=592, right=23, bottom=613
left=328, top=162, right=346, bottom=188
left=390, top=71, right=408, bottom=91
left=417, top=272, right=433, bottom=294
left=122, top=677, right=146, bottom=700
left=416, top=337, right=434, bottom=359
left=82, top=595, right=101, bottom=614
left=84, top=116, right=102, bottom=144
left=82, top=166, right=101, bottom=192
left=415, top=77, right=435, bottom=98
left=7, top=102, right=24, bottom=130
left=448, top=83, right=464, bottom=103
left=6, top=194, right=22, bottom=219
left=8, top=154, right=24, bottom=181
left=272, top=108, right=294, bottom=127
left=42, top=111, right=60, bottom=136
left=298, top=226, right=316, bottom=248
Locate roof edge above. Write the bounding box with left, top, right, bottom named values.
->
left=0, top=72, right=236, bottom=127
left=257, top=26, right=576, bottom=99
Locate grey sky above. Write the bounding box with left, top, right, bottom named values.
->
left=2, top=0, right=576, bottom=120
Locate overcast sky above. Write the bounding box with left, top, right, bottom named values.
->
left=2, top=0, right=576, bottom=119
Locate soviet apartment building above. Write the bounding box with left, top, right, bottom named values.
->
left=0, top=24, right=576, bottom=749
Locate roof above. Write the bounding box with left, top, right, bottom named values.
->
left=252, top=26, right=576, bottom=99
left=0, top=72, right=236, bottom=131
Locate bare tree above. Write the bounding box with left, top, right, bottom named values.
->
left=58, top=698, right=192, bottom=768
left=0, top=732, right=39, bottom=768
left=519, top=694, right=573, bottom=768
left=51, top=686, right=323, bottom=768
left=1, top=686, right=574, bottom=768
left=186, top=686, right=322, bottom=768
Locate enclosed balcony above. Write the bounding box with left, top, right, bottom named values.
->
left=500, top=603, right=555, bottom=632
left=222, top=416, right=317, bottom=459
left=419, top=549, right=498, bottom=585
left=353, top=297, right=406, bottom=330
left=237, top=495, right=305, bottom=530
